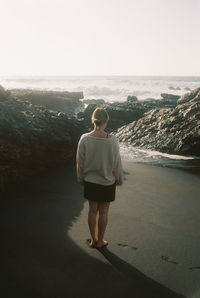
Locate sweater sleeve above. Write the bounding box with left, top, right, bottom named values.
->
left=76, top=136, right=85, bottom=183
left=112, top=136, right=124, bottom=185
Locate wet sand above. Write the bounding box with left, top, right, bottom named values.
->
left=1, top=162, right=199, bottom=298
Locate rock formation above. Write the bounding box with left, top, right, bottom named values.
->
left=0, top=85, right=83, bottom=193
left=0, top=85, right=10, bottom=101
left=77, top=100, right=145, bottom=132
left=77, top=94, right=179, bottom=131
left=160, top=93, right=180, bottom=101
left=116, top=88, right=200, bottom=156
left=10, top=89, right=84, bottom=116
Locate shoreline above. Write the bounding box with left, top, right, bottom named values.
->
left=122, top=159, right=200, bottom=178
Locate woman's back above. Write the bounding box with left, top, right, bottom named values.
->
left=77, top=133, right=123, bottom=186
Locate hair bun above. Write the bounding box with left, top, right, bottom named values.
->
left=91, top=107, right=109, bottom=126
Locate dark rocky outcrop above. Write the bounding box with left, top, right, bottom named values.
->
left=177, top=88, right=200, bottom=105
left=141, top=96, right=178, bottom=110
left=10, top=89, right=84, bottom=116
left=77, top=94, right=180, bottom=132
left=116, top=88, right=200, bottom=156
left=0, top=85, right=83, bottom=193
left=127, top=96, right=138, bottom=103
left=161, top=93, right=180, bottom=101
left=0, top=85, right=10, bottom=101
left=77, top=100, right=146, bottom=132
left=158, top=93, right=180, bottom=108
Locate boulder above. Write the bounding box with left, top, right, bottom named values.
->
left=161, top=93, right=180, bottom=101
left=127, top=95, right=138, bottom=103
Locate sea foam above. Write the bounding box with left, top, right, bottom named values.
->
left=1, top=75, right=200, bottom=102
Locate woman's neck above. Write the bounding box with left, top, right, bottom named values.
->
left=94, top=128, right=104, bottom=132
left=94, top=126, right=105, bottom=132
left=89, top=126, right=109, bottom=138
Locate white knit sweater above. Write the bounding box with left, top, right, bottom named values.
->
left=76, top=133, right=124, bottom=185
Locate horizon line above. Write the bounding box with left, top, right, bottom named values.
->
left=0, top=74, right=200, bottom=77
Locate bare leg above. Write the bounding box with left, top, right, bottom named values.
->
left=97, top=202, right=110, bottom=247
left=88, top=200, right=99, bottom=245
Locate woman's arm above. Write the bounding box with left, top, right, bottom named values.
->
left=112, top=137, right=124, bottom=185
left=76, top=138, right=85, bottom=184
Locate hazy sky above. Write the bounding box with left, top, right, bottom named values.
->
left=0, top=0, right=199, bottom=76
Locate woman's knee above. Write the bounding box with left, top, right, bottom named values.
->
left=88, top=200, right=99, bottom=215
left=98, top=202, right=110, bottom=215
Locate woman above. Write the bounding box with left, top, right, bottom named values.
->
left=76, top=107, right=123, bottom=248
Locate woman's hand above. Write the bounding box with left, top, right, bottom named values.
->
left=116, top=181, right=123, bottom=186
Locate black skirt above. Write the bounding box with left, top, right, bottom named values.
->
left=83, top=180, right=116, bottom=202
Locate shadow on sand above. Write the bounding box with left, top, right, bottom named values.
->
left=0, top=164, right=185, bottom=298
left=97, top=246, right=185, bottom=298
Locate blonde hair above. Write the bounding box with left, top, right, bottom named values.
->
left=91, top=107, right=109, bottom=126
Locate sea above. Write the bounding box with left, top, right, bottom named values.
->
left=1, top=75, right=200, bottom=173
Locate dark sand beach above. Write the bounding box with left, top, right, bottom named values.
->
left=1, top=162, right=199, bottom=298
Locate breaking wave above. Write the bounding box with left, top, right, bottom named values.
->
left=1, top=75, right=200, bottom=102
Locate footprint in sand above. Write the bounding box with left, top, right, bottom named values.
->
left=189, top=266, right=200, bottom=270
left=130, top=246, right=138, bottom=250
left=117, top=243, right=138, bottom=250
left=161, top=255, right=179, bottom=264
left=117, top=243, right=128, bottom=247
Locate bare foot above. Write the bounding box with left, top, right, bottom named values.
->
left=86, top=238, right=97, bottom=248
left=96, top=239, right=108, bottom=248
